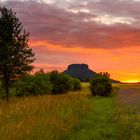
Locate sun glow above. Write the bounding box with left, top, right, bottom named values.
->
left=122, top=80, right=140, bottom=83
left=29, top=40, right=140, bottom=83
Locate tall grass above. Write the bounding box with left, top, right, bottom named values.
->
left=0, top=93, right=91, bottom=140
left=1, top=83, right=139, bottom=140
left=62, top=96, right=117, bottom=140
left=115, top=84, right=140, bottom=140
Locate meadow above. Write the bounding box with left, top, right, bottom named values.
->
left=0, top=83, right=140, bottom=140
left=115, top=84, right=140, bottom=140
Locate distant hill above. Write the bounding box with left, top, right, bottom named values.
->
left=63, top=64, right=120, bottom=83
left=63, top=64, right=96, bottom=82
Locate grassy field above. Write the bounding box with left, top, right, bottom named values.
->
left=0, top=83, right=91, bottom=140
left=115, top=84, right=140, bottom=140
left=0, top=83, right=140, bottom=140
left=62, top=96, right=117, bottom=140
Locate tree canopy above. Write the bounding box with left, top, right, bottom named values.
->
left=0, top=7, right=35, bottom=101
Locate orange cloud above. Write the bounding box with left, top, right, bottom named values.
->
left=5, top=0, right=140, bottom=83
left=30, top=40, right=140, bottom=82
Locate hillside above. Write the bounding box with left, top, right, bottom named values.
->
left=63, top=64, right=120, bottom=83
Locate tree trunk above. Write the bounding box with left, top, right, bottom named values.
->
left=5, top=84, right=9, bottom=102
left=3, top=73, right=10, bottom=102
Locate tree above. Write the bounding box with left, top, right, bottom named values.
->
left=90, top=75, right=112, bottom=97
left=98, top=72, right=110, bottom=78
left=49, top=71, right=72, bottom=94
left=14, top=74, right=52, bottom=97
left=70, top=78, right=81, bottom=91
left=0, top=7, right=35, bottom=102
left=35, top=68, right=46, bottom=75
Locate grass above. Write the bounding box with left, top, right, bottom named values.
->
left=62, top=96, right=117, bottom=140
left=0, top=83, right=140, bottom=139
left=0, top=82, right=117, bottom=140
left=115, top=83, right=140, bottom=140
left=0, top=93, right=91, bottom=140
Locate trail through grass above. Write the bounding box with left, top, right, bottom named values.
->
left=62, top=96, right=117, bottom=140
left=62, top=83, right=140, bottom=140
left=0, top=83, right=140, bottom=140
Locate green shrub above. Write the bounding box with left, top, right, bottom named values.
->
left=14, top=74, right=52, bottom=96
left=49, top=71, right=72, bottom=94
left=90, top=75, right=112, bottom=97
left=70, top=78, right=81, bottom=91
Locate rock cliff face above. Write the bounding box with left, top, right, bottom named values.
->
left=63, top=64, right=96, bottom=82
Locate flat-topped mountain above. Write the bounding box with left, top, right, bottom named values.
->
left=63, top=64, right=120, bottom=83
left=63, top=64, right=96, bottom=82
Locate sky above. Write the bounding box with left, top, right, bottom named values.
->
left=1, top=0, right=140, bottom=82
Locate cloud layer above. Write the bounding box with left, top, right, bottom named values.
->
left=3, top=0, right=140, bottom=48
left=1, top=0, right=140, bottom=82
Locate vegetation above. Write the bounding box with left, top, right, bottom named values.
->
left=64, top=96, right=117, bottom=140
left=90, top=75, right=112, bottom=97
left=0, top=71, right=82, bottom=97
left=98, top=72, right=110, bottom=78
left=115, top=84, right=140, bottom=140
left=0, top=91, right=90, bottom=140
left=0, top=82, right=140, bottom=139
left=70, top=78, right=81, bottom=91
left=0, top=80, right=4, bottom=98
left=13, top=74, right=52, bottom=96
left=49, top=71, right=72, bottom=94
left=0, top=7, right=34, bottom=102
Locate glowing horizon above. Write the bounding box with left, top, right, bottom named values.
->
left=30, top=40, right=140, bottom=82
left=2, top=0, right=140, bottom=82
left=122, top=80, right=140, bottom=83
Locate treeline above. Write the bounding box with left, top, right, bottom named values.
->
left=0, top=71, right=81, bottom=97
left=0, top=71, right=113, bottom=99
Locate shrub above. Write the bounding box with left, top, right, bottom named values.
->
left=49, top=71, right=72, bottom=94
left=90, top=75, right=112, bottom=97
left=70, top=78, right=81, bottom=91
left=14, top=74, right=52, bottom=96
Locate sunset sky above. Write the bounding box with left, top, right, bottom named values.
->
left=1, top=0, right=140, bottom=83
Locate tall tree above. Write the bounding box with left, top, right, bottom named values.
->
left=0, top=7, right=35, bottom=102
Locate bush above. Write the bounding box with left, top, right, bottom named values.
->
left=70, top=78, right=81, bottom=91
left=49, top=71, right=72, bottom=94
left=14, top=74, right=52, bottom=96
left=90, top=75, right=112, bottom=97
left=12, top=71, right=81, bottom=96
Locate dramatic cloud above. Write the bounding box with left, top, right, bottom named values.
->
left=3, top=0, right=140, bottom=48
left=1, top=0, right=140, bottom=82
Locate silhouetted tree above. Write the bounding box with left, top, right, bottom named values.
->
left=0, top=7, right=35, bottom=102
left=99, top=72, right=110, bottom=78
left=35, top=68, right=46, bottom=75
